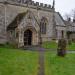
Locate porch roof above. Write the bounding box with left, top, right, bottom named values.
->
left=7, top=11, right=28, bottom=30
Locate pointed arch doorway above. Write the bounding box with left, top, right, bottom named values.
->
left=24, top=29, right=32, bottom=46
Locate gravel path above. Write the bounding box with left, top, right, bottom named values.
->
left=38, top=48, right=45, bottom=75
left=24, top=46, right=75, bottom=53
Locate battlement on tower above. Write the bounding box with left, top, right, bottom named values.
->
left=0, top=0, right=52, bottom=11
left=30, top=1, right=51, bottom=9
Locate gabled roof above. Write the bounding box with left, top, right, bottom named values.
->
left=7, top=10, right=39, bottom=30
left=7, top=11, right=29, bottom=30
left=55, top=12, right=66, bottom=26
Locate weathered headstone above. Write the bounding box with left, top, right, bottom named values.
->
left=57, top=39, right=67, bottom=57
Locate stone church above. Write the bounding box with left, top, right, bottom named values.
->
left=0, top=0, right=69, bottom=47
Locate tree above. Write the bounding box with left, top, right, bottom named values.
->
left=64, top=13, right=71, bottom=21
left=64, top=8, right=75, bottom=21
left=71, top=9, right=75, bottom=17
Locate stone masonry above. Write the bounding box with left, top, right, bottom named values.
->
left=0, top=0, right=67, bottom=47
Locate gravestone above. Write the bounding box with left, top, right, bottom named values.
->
left=57, top=39, right=67, bottom=57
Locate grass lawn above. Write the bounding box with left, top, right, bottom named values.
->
left=0, top=47, right=39, bottom=75
left=0, top=46, right=75, bottom=75
left=42, top=41, right=75, bottom=50
left=45, top=52, right=75, bottom=75
left=67, top=43, right=75, bottom=50
left=42, top=41, right=57, bottom=49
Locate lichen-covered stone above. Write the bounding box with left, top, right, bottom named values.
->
left=57, top=39, right=67, bottom=57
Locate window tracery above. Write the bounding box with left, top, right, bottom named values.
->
left=40, top=17, right=48, bottom=34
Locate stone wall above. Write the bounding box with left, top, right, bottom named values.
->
left=0, top=1, right=67, bottom=45
left=4, top=3, right=54, bottom=42
left=0, top=4, right=6, bottom=43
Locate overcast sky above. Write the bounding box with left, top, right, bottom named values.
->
left=33, top=0, right=75, bottom=17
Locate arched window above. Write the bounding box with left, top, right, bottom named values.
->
left=40, top=17, right=48, bottom=34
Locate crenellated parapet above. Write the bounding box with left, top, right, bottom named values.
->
left=0, top=0, right=52, bottom=10
left=29, top=1, right=51, bottom=9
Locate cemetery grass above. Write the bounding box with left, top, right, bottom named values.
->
left=45, top=52, right=75, bottom=75
left=0, top=47, right=38, bottom=75
left=42, top=41, right=75, bottom=50
left=67, top=42, right=75, bottom=50
left=42, top=41, right=57, bottom=49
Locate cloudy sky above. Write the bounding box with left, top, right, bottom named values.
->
left=33, top=0, right=75, bottom=17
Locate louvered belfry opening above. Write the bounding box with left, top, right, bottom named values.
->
left=24, top=29, right=32, bottom=46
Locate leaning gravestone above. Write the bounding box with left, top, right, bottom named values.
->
left=57, top=39, right=67, bottom=57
